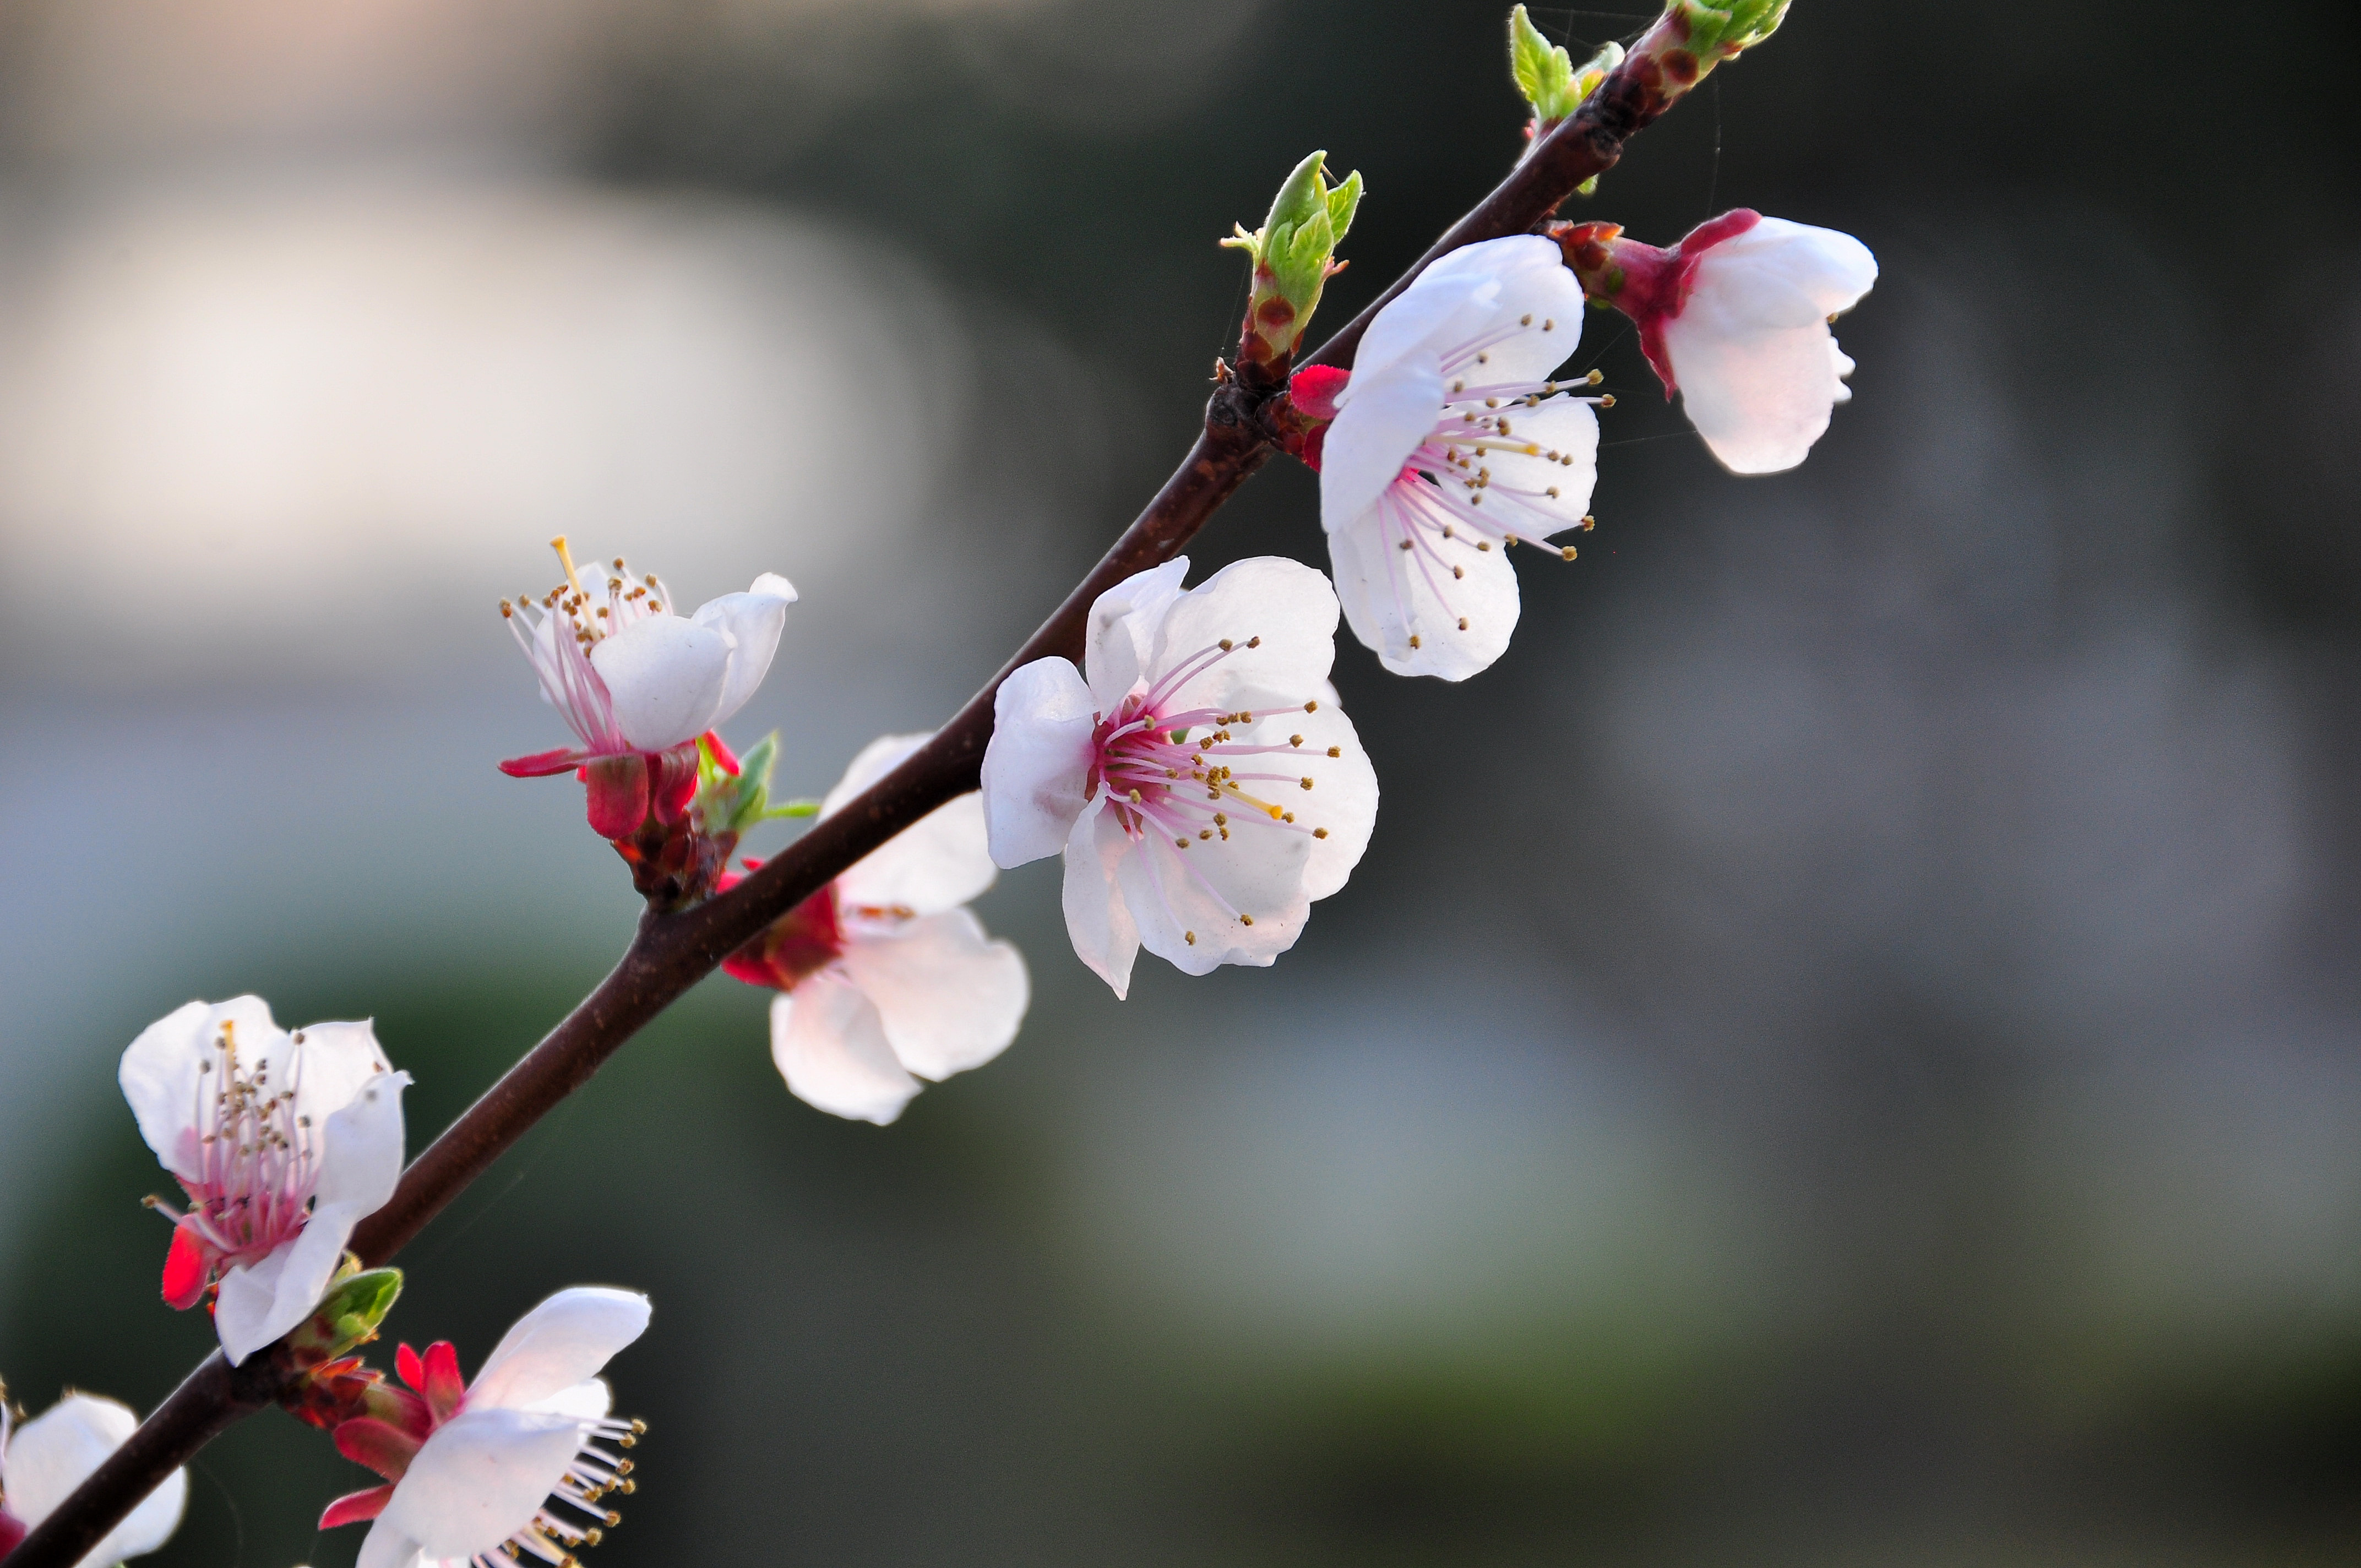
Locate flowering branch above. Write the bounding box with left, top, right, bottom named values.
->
left=6, top=27, right=1729, bottom=1567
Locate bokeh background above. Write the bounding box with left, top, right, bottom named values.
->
left=4, top=1, right=2359, bottom=1563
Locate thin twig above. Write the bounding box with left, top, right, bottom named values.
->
left=8, top=31, right=1690, bottom=1565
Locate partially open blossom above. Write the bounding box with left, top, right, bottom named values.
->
left=497, top=536, right=796, bottom=840
left=323, top=1287, right=650, bottom=1568
left=1555, top=209, right=1876, bottom=474
left=0, top=1391, right=188, bottom=1568
left=1305, top=235, right=1603, bottom=680
left=982, top=557, right=1378, bottom=998
left=120, top=998, right=409, bottom=1366
left=721, top=734, right=1028, bottom=1126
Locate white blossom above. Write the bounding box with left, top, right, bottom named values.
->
left=119, top=997, right=409, bottom=1365
left=982, top=557, right=1378, bottom=998
left=0, top=1392, right=188, bottom=1568
left=1315, top=235, right=1602, bottom=680
left=722, top=734, right=1028, bottom=1126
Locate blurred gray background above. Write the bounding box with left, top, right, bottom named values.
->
left=3, top=1, right=2358, bottom=1564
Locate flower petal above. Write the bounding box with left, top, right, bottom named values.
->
left=0, top=1393, right=188, bottom=1567
left=380, top=1407, right=584, bottom=1560
left=982, top=657, right=1099, bottom=868
left=1328, top=485, right=1521, bottom=681
left=1345, top=255, right=1493, bottom=389
left=1115, top=809, right=1310, bottom=976
left=1321, top=358, right=1446, bottom=525
left=1457, top=235, right=1585, bottom=385
left=1283, top=704, right=1379, bottom=901
left=1081, top=557, right=1189, bottom=708
left=769, top=976, right=923, bottom=1125
left=1150, top=555, right=1339, bottom=716
left=519, top=1380, right=613, bottom=1423
left=311, top=1066, right=408, bottom=1211
left=837, top=908, right=1029, bottom=1081
left=1060, top=800, right=1139, bottom=999
left=689, top=573, right=798, bottom=729
left=467, top=1287, right=651, bottom=1412
left=118, top=997, right=280, bottom=1184
left=827, top=734, right=997, bottom=916
left=355, top=1519, right=424, bottom=1568
left=587, top=614, right=734, bottom=752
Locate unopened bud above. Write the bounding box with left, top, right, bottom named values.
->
left=1509, top=4, right=1623, bottom=177
left=1220, top=150, right=1363, bottom=386
left=283, top=1265, right=404, bottom=1370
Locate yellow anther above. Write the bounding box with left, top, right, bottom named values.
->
left=1313, top=827, right=1329, bottom=839
left=1240, top=913, right=1255, bottom=925
left=1326, top=746, right=1340, bottom=757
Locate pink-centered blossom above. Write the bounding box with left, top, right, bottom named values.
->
left=323, top=1287, right=651, bottom=1568
left=0, top=1392, right=188, bottom=1568
left=1561, top=209, right=1878, bottom=474
left=721, top=734, right=1029, bottom=1126
left=981, top=557, right=1378, bottom=998
left=1309, top=233, right=1603, bottom=680
left=119, top=997, right=409, bottom=1366
left=498, top=536, right=796, bottom=838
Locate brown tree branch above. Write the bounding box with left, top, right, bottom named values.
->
left=6, top=39, right=1695, bottom=1566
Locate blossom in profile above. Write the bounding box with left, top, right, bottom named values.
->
left=498, top=536, right=797, bottom=839
left=119, top=997, right=409, bottom=1365
left=0, top=1390, right=188, bottom=1567
left=322, top=1287, right=650, bottom=1568
left=721, top=734, right=1028, bottom=1126
left=1556, top=209, right=1877, bottom=473
left=1304, top=233, right=1604, bottom=680
left=981, top=557, right=1378, bottom=998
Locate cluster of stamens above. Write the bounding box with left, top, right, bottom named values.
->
left=466, top=1417, right=648, bottom=1568
left=495, top=537, right=668, bottom=753
left=1091, top=636, right=1340, bottom=941
left=161, top=1021, right=318, bottom=1265
left=1371, top=314, right=1609, bottom=649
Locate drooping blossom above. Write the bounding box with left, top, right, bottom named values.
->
left=1307, top=233, right=1604, bottom=680
left=721, top=733, right=1029, bottom=1126
left=498, top=536, right=797, bottom=839
left=981, top=557, right=1378, bottom=998
left=1555, top=209, right=1877, bottom=474
left=0, top=1391, right=188, bottom=1567
left=119, top=997, right=409, bottom=1366
left=323, top=1287, right=650, bottom=1568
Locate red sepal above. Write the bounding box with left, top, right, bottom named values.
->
left=1, top=1505, right=30, bottom=1555
left=498, top=747, right=590, bottom=778
left=160, top=1223, right=210, bottom=1310
left=703, top=729, right=742, bottom=776
left=319, top=1484, right=397, bottom=1531
left=650, top=746, right=700, bottom=825
left=332, top=1418, right=423, bottom=1483
left=584, top=755, right=650, bottom=839
left=420, top=1341, right=466, bottom=1423
left=1287, top=364, right=1349, bottom=422
left=394, top=1341, right=424, bottom=1393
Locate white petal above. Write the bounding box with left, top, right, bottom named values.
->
left=1150, top=556, right=1339, bottom=717
left=689, top=573, right=797, bottom=729
left=1478, top=393, right=1599, bottom=536
left=1081, top=557, right=1189, bottom=709
left=1059, top=801, right=1139, bottom=999
left=1281, top=704, right=1380, bottom=901
left=1115, top=811, right=1309, bottom=976
left=519, top=1379, right=612, bottom=1423
left=118, top=997, right=279, bottom=1184
left=1700, top=216, right=1878, bottom=322
left=827, top=734, right=997, bottom=916
left=587, top=614, right=733, bottom=752
left=382, top=1407, right=584, bottom=1560
left=1320, top=360, right=1447, bottom=529
left=1462, top=237, right=1586, bottom=384
left=1327, top=488, right=1521, bottom=681
left=467, top=1287, right=651, bottom=1412
left=981, top=658, right=1098, bottom=869
left=214, top=1203, right=347, bottom=1366
left=769, top=977, right=922, bottom=1125
left=313, top=1069, right=408, bottom=1211
left=837, top=909, right=1029, bottom=1081
left=355, top=1520, right=423, bottom=1568
left=1345, top=255, right=1494, bottom=389
left=1, top=1394, right=187, bottom=1568
left=284, top=1021, right=395, bottom=1131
